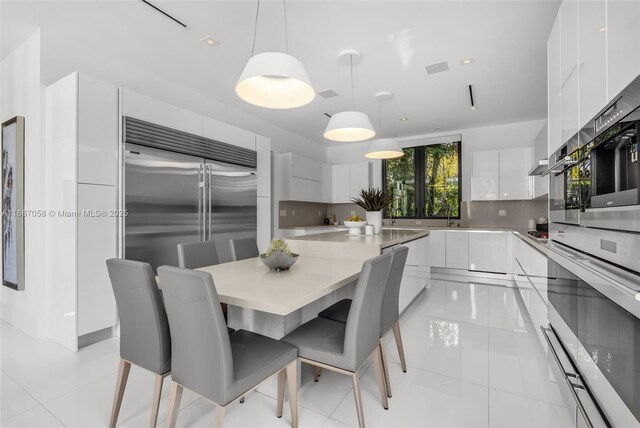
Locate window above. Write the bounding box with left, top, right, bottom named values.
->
left=383, top=141, right=461, bottom=219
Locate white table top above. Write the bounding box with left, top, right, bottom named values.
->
left=196, top=256, right=364, bottom=316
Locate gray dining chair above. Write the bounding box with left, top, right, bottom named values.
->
left=229, top=237, right=259, bottom=261
left=281, top=253, right=394, bottom=428
left=177, top=240, right=219, bottom=269
left=317, top=246, right=409, bottom=398
left=106, top=258, right=171, bottom=428
left=157, top=266, right=299, bottom=428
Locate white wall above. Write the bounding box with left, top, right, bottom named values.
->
left=0, top=30, right=48, bottom=338
left=326, top=118, right=547, bottom=201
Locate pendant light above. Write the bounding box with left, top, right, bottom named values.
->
left=365, top=92, right=404, bottom=159
left=235, top=0, right=315, bottom=109
left=324, top=49, right=375, bottom=142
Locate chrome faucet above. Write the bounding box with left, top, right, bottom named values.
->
left=389, top=208, right=396, bottom=226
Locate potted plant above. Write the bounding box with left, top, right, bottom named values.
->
left=351, top=188, right=393, bottom=234
left=260, top=238, right=299, bottom=271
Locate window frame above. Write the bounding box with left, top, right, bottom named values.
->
left=382, top=141, right=462, bottom=220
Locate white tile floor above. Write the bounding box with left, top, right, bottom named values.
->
left=1, top=278, right=574, bottom=427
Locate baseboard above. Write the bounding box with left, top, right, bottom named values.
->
left=78, top=326, right=115, bottom=348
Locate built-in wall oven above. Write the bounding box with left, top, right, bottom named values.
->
left=544, top=244, right=640, bottom=427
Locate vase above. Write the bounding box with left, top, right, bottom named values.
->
left=366, top=211, right=383, bottom=234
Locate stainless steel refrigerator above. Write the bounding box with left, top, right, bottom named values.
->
left=124, top=143, right=257, bottom=270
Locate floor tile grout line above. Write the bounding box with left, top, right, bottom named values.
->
left=0, top=369, right=49, bottom=418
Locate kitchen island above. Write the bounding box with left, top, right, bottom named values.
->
left=222, top=228, right=430, bottom=339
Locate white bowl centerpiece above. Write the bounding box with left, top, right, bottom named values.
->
left=260, top=238, right=299, bottom=271
left=344, top=215, right=367, bottom=235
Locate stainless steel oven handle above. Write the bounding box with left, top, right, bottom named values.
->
left=541, top=327, right=608, bottom=428
left=541, top=156, right=578, bottom=176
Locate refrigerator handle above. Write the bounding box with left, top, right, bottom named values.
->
left=199, top=164, right=205, bottom=241
left=207, top=164, right=213, bottom=240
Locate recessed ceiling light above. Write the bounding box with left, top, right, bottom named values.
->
left=400, top=117, right=409, bottom=121
left=471, top=106, right=476, bottom=110
left=598, top=27, right=607, bottom=33
left=201, top=36, right=219, bottom=47
left=461, top=57, right=474, bottom=65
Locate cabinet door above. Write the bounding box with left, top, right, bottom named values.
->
left=471, top=150, right=499, bottom=200
left=425, top=231, right=446, bottom=268
left=332, top=164, right=351, bottom=203
left=291, top=153, right=322, bottom=182
left=607, top=0, right=640, bottom=100
left=203, top=117, right=255, bottom=151
left=579, top=0, right=607, bottom=128
left=445, top=231, right=469, bottom=270
left=499, top=147, right=533, bottom=200
left=560, top=0, right=580, bottom=144
left=77, top=184, right=117, bottom=336
left=256, top=135, right=270, bottom=198
left=468, top=232, right=507, bottom=273
left=291, top=177, right=322, bottom=202
left=78, top=74, right=118, bottom=186
left=533, top=124, right=549, bottom=198
left=322, top=163, right=333, bottom=203
left=548, top=12, right=563, bottom=155
left=350, top=162, right=372, bottom=199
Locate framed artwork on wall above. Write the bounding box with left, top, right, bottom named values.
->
left=2, top=116, right=25, bottom=291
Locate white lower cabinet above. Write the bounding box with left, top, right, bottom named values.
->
left=445, top=231, right=469, bottom=270
left=468, top=231, right=508, bottom=273
left=395, top=237, right=429, bottom=313
left=424, top=230, right=446, bottom=268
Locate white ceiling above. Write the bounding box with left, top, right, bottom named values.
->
left=1, top=0, right=560, bottom=146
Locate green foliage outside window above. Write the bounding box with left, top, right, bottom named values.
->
left=384, top=142, right=461, bottom=219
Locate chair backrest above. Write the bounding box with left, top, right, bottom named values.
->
left=157, top=265, right=233, bottom=404
left=229, top=237, right=259, bottom=261
left=343, top=252, right=393, bottom=369
left=177, top=240, right=219, bottom=269
left=106, top=258, right=171, bottom=375
left=381, top=246, right=409, bottom=335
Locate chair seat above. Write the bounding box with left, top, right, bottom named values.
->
left=281, top=317, right=357, bottom=372
left=317, top=299, right=352, bottom=324
left=225, top=330, right=297, bottom=405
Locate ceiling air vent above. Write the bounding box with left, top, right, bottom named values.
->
left=425, top=61, right=449, bottom=75
left=318, top=89, right=339, bottom=99
left=140, top=0, right=189, bottom=28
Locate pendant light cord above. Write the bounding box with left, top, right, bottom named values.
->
left=283, top=0, right=289, bottom=54
left=379, top=99, right=383, bottom=130
left=350, top=55, right=356, bottom=110
left=251, top=0, right=261, bottom=56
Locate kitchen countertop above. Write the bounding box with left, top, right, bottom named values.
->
left=279, top=225, right=347, bottom=230
left=286, top=228, right=430, bottom=248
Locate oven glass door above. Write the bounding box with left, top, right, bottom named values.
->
left=548, top=256, right=640, bottom=423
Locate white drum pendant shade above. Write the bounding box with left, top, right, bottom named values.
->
left=365, top=138, right=404, bottom=159
left=324, top=111, right=376, bottom=142
left=236, top=52, right=315, bottom=109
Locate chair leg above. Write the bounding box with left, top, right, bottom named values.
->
left=372, top=347, right=389, bottom=410
left=165, top=381, right=183, bottom=428
left=351, top=373, right=365, bottom=428
left=276, top=367, right=286, bottom=418
left=214, top=404, right=225, bottom=428
left=110, top=359, right=131, bottom=428
left=149, top=374, right=164, bottom=428
left=285, top=361, right=299, bottom=428
left=313, top=366, right=322, bottom=382
left=379, top=338, right=392, bottom=398
left=392, top=321, right=407, bottom=373
left=240, top=396, right=245, bottom=403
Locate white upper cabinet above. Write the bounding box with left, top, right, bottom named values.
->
left=499, top=147, right=533, bottom=200
left=578, top=0, right=607, bottom=129
left=349, top=162, right=372, bottom=200
left=202, top=117, right=255, bottom=151
left=332, top=164, right=351, bottom=203
left=533, top=124, right=549, bottom=198
left=331, top=162, right=372, bottom=203
left=279, top=152, right=324, bottom=203
left=472, top=148, right=533, bottom=201
left=256, top=135, right=270, bottom=198
left=322, top=163, right=333, bottom=203
left=548, top=12, right=563, bottom=155
left=78, top=75, right=118, bottom=186
left=607, top=0, right=640, bottom=99
left=471, top=150, right=500, bottom=200
left=560, top=0, right=580, bottom=144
